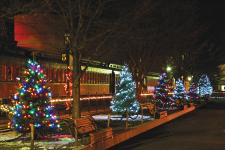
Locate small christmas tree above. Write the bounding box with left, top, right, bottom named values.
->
left=111, top=65, right=140, bottom=114
left=188, top=83, right=199, bottom=101
left=154, top=73, right=170, bottom=108
left=12, top=59, right=60, bottom=133
left=173, top=79, right=188, bottom=105
left=198, top=74, right=213, bottom=98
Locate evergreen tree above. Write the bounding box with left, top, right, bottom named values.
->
left=198, top=74, right=213, bottom=97
left=173, top=79, right=188, bottom=103
left=111, top=65, right=140, bottom=114
left=188, top=83, right=199, bottom=101
left=12, top=59, right=60, bottom=133
left=154, top=73, right=171, bottom=108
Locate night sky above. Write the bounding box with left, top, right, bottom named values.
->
left=105, top=0, right=225, bottom=75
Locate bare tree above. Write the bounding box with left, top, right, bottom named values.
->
left=125, top=40, right=156, bottom=100
left=39, top=0, right=153, bottom=118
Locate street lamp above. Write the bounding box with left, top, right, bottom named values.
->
left=187, top=76, right=193, bottom=81
left=166, top=66, right=172, bottom=72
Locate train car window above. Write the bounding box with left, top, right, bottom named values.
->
left=106, top=74, right=109, bottom=84
left=92, top=72, right=95, bottom=84
left=83, top=72, right=87, bottom=84
left=61, top=69, right=64, bottom=83
left=81, top=72, right=85, bottom=84
left=96, top=72, right=99, bottom=84
left=13, top=65, right=20, bottom=81
left=101, top=73, right=104, bottom=84
left=99, top=73, right=103, bottom=84
left=89, top=72, right=92, bottom=84
left=103, top=74, right=105, bottom=84
left=6, top=65, right=13, bottom=81
left=48, top=67, right=52, bottom=82
left=45, top=67, right=49, bottom=81
left=58, top=69, right=61, bottom=83
left=0, top=65, right=3, bottom=81
left=90, top=72, right=93, bottom=84
left=98, top=73, right=101, bottom=84
left=63, top=69, right=66, bottom=83
left=86, top=72, right=90, bottom=84
left=53, top=68, right=57, bottom=82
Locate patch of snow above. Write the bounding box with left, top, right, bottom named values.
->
left=0, top=131, right=22, bottom=142
left=93, top=115, right=154, bottom=121
left=20, top=147, right=30, bottom=150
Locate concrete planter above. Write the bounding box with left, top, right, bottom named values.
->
left=155, top=111, right=167, bottom=119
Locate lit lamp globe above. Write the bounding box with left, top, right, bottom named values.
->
left=187, top=76, right=192, bottom=81
left=166, top=66, right=172, bottom=72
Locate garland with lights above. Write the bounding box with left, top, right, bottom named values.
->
left=111, top=65, right=140, bottom=114
left=11, top=59, right=60, bottom=134
left=0, top=104, right=13, bottom=115
left=64, top=66, right=72, bottom=97
left=64, top=66, right=72, bottom=110
left=198, top=74, right=213, bottom=98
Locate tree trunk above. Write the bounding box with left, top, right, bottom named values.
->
left=72, top=48, right=81, bottom=119
left=136, top=81, right=141, bottom=100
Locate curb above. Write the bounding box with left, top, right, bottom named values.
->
left=84, top=106, right=196, bottom=150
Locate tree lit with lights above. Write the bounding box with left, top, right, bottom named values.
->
left=173, top=79, right=188, bottom=104
left=154, top=73, right=171, bottom=109
left=198, top=74, right=213, bottom=98
left=111, top=65, right=140, bottom=114
left=12, top=59, right=60, bottom=133
left=188, top=83, right=199, bottom=101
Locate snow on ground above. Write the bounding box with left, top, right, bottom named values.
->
left=0, top=136, right=86, bottom=150
left=93, top=114, right=154, bottom=121
left=0, top=130, right=22, bottom=142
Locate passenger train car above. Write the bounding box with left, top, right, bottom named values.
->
left=0, top=50, right=121, bottom=102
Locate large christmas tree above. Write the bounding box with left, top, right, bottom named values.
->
left=173, top=79, right=188, bottom=104
left=12, top=59, right=60, bottom=133
left=154, top=73, right=170, bottom=108
left=111, top=65, right=140, bottom=114
left=198, top=74, right=213, bottom=97
left=188, top=83, right=199, bottom=101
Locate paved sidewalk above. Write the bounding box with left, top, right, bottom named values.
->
left=84, top=106, right=196, bottom=150
left=111, top=100, right=225, bottom=150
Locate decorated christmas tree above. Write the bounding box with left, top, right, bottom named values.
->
left=188, top=83, right=199, bottom=101
left=173, top=79, right=188, bottom=105
left=198, top=74, right=213, bottom=98
left=111, top=65, right=140, bottom=114
left=154, top=73, right=170, bottom=108
left=12, top=59, right=60, bottom=133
